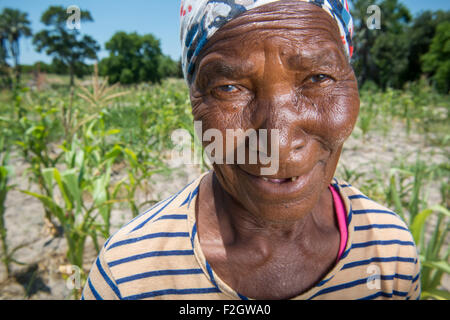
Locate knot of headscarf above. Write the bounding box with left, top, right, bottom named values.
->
left=180, top=0, right=354, bottom=84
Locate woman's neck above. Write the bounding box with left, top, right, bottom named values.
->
left=198, top=171, right=337, bottom=253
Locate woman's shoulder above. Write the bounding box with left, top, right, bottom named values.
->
left=334, top=177, right=418, bottom=260
left=82, top=173, right=209, bottom=300
left=101, top=172, right=206, bottom=254
left=333, top=177, right=410, bottom=231
left=332, top=177, right=420, bottom=295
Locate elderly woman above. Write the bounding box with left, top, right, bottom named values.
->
left=83, top=0, right=420, bottom=300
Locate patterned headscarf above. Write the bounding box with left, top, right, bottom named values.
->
left=180, top=0, right=354, bottom=84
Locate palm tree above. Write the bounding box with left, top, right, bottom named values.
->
left=0, top=25, right=7, bottom=65
left=0, top=20, right=10, bottom=87
left=0, top=8, right=32, bottom=85
left=0, top=14, right=12, bottom=77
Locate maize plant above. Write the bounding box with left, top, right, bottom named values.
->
left=21, top=131, right=123, bottom=298
left=385, top=158, right=450, bottom=300
left=14, top=100, right=63, bottom=234
left=410, top=205, right=450, bottom=300
left=118, top=145, right=168, bottom=218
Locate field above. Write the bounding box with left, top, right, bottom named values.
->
left=0, top=75, right=448, bottom=300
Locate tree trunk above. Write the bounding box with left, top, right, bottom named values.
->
left=15, top=63, right=20, bottom=87
left=69, top=64, right=75, bottom=87
left=12, top=40, right=20, bottom=87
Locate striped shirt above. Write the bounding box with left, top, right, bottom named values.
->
left=82, top=172, right=421, bottom=300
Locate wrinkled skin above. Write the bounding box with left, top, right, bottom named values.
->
left=189, top=1, right=360, bottom=299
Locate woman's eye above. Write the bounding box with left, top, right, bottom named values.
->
left=309, top=74, right=331, bottom=83
left=217, top=85, right=239, bottom=93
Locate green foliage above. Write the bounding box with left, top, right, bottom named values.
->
left=386, top=160, right=449, bottom=300
left=371, top=32, right=410, bottom=89
left=421, top=21, right=450, bottom=94
left=404, top=10, right=450, bottom=84
left=349, top=82, right=449, bottom=299
left=0, top=8, right=32, bottom=85
left=100, top=31, right=180, bottom=85
left=100, top=31, right=162, bottom=84
left=158, top=55, right=183, bottom=79
left=351, top=0, right=450, bottom=91
left=346, top=153, right=450, bottom=300
left=357, top=78, right=449, bottom=145
left=351, top=0, right=411, bottom=88
left=0, top=30, right=7, bottom=67
left=411, top=205, right=449, bottom=300
left=11, top=88, right=66, bottom=231
left=0, top=67, right=197, bottom=296
left=22, top=127, right=123, bottom=265
left=32, top=6, right=99, bottom=86
left=0, top=138, right=12, bottom=276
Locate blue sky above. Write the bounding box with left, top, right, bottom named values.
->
left=1, top=0, right=449, bottom=65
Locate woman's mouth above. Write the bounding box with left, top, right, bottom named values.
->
left=234, top=163, right=324, bottom=201
left=260, top=176, right=299, bottom=183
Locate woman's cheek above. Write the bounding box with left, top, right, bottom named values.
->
left=192, top=96, right=250, bottom=131
left=305, top=85, right=359, bottom=147
left=325, top=90, right=360, bottom=146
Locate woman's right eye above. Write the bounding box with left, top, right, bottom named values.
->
left=211, top=84, right=242, bottom=99
left=216, top=85, right=239, bottom=93
left=308, top=74, right=334, bottom=84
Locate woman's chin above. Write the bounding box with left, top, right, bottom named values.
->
left=225, top=162, right=328, bottom=221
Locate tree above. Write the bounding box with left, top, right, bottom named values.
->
left=33, top=6, right=99, bottom=86
left=421, top=21, right=450, bottom=94
left=350, top=0, right=380, bottom=86
left=403, top=10, right=450, bottom=84
left=0, top=19, right=10, bottom=88
left=0, top=22, right=8, bottom=65
left=0, top=8, right=32, bottom=85
left=158, top=55, right=182, bottom=79
left=371, top=31, right=410, bottom=89
left=100, top=31, right=164, bottom=84
left=351, top=0, right=411, bottom=89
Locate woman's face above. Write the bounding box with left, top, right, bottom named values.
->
left=189, top=1, right=360, bottom=223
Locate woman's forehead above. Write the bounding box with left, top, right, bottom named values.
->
left=195, top=27, right=347, bottom=81
left=200, top=21, right=344, bottom=57
left=180, top=0, right=354, bottom=84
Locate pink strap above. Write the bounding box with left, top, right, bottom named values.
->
left=329, top=185, right=348, bottom=261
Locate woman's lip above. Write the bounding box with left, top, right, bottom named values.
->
left=237, top=166, right=305, bottom=183
left=235, top=163, right=322, bottom=198
left=259, top=176, right=298, bottom=184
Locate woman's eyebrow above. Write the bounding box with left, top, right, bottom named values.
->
left=287, top=47, right=344, bottom=70
left=199, top=59, right=255, bottom=80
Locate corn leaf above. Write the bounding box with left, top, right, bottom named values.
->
left=53, top=168, right=73, bottom=211
left=124, top=148, right=138, bottom=167
left=20, top=190, right=65, bottom=223
left=62, top=169, right=82, bottom=215
left=431, top=205, right=450, bottom=217
left=41, top=168, right=55, bottom=197
left=105, top=129, right=121, bottom=136
left=410, top=208, right=434, bottom=245
left=421, top=289, right=450, bottom=300
left=388, top=173, right=405, bottom=221
left=422, top=260, right=450, bottom=274
left=103, top=145, right=122, bottom=162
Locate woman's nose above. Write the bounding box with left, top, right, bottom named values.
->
left=252, top=85, right=314, bottom=160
